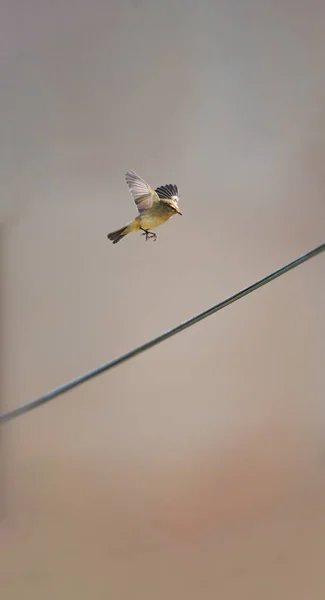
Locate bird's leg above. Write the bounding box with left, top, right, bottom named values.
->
left=140, top=227, right=157, bottom=242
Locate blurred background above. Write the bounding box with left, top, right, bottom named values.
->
left=1, top=0, right=325, bottom=597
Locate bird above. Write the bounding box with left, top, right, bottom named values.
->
left=107, top=170, right=182, bottom=244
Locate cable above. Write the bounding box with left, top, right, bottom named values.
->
left=1, top=242, right=324, bottom=424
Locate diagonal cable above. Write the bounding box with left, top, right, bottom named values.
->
left=1, top=242, right=324, bottom=424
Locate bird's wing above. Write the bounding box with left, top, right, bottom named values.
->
left=125, top=170, right=159, bottom=212
left=155, top=184, right=179, bottom=202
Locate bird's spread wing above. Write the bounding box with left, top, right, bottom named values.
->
left=155, top=184, right=179, bottom=202
left=125, top=170, right=158, bottom=212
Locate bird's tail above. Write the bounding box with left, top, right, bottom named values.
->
left=107, top=224, right=130, bottom=244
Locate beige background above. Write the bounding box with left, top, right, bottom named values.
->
left=1, top=1, right=325, bottom=598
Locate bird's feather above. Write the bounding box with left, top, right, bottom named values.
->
left=125, top=170, right=158, bottom=212
left=155, top=184, right=179, bottom=201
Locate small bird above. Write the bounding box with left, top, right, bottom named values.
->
left=107, top=170, right=182, bottom=244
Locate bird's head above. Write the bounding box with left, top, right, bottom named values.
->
left=169, top=197, right=182, bottom=215
left=155, top=184, right=182, bottom=216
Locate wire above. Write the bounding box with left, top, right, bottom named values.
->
left=1, top=242, right=324, bottom=424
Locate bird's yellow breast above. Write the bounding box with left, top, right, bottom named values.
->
left=136, top=207, right=173, bottom=230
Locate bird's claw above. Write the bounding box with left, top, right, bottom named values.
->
left=141, top=229, right=157, bottom=242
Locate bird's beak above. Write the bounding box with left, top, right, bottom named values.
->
left=176, top=207, right=182, bottom=216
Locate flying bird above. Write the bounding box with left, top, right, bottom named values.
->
left=107, top=170, right=182, bottom=244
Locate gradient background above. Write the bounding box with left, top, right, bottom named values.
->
left=1, top=1, right=325, bottom=598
